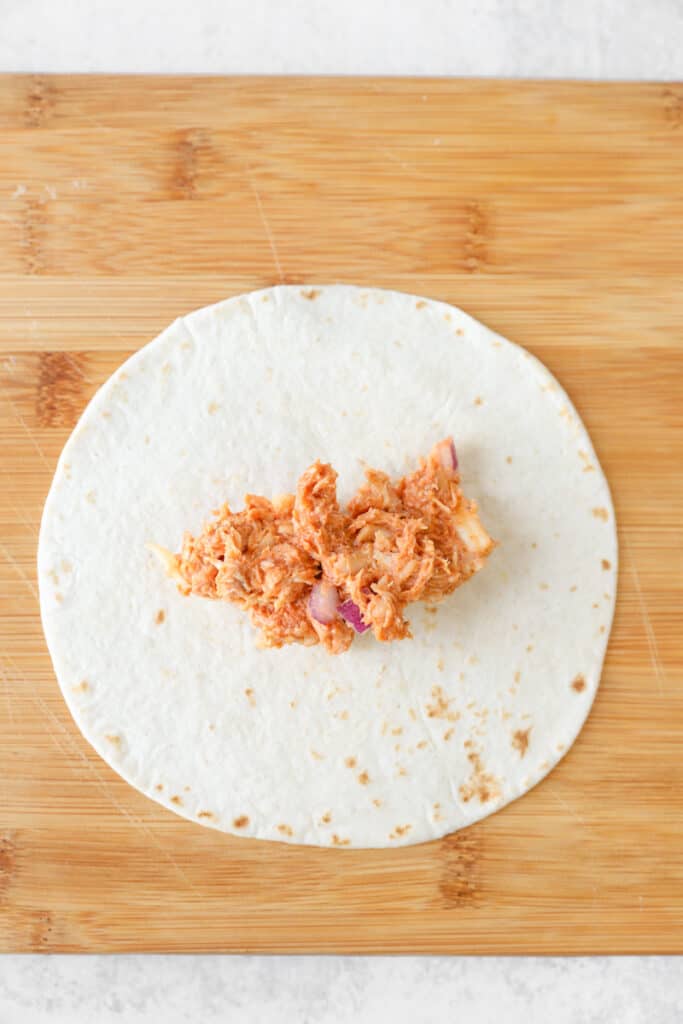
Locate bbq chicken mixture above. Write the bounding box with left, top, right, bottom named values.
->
left=154, top=439, right=495, bottom=654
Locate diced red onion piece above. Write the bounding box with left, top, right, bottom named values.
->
left=338, top=599, right=371, bottom=634
left=437, top=438, right=458, bottom=473
left=309, top=581, right=340, bottom=625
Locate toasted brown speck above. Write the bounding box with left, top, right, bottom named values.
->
left=71, top=680, right=89, bottom=693
left=437, top=658, right=444, bottom=671
left=301, top=288, right=320, bottom=300
left=571, top=674, right=586, bottom=693
left=277, top=824, right=294, bottom=836
left=233, top=815, right=249, bottom=828
left=345, top=756, right=357, bottom=769
left=408, top=708, right=417, bottom=720
left=570, top=585, right=578, bottom=592
left=443, top=727, right=455, bottom=741
left=207, top=402, right=219, bottom=415
left=391, top=726, right=403, bottom=736
left=198, top=810, right=215, bottom=820
left=506, top=455, right=513, bottom=464
left=155, top=609, right=165, bottom=624
left=170, top=795, right=183, bottom=806
left=526, top=644, right=534, bottom=653
left=155, top=783, right=163, bottom=791
left=372, top=798, right=382, bottom=808
left=389, top=824, right=412, bottom=840
left=459, top=748, right=501, bottom=805
left=514, top=671, right=521, bottom=683
left=320, top=812, right=332, bottom=825
left=599, top=625, right=606, bottom=634
left=592, top=507, right=609, bottom=521
left=474, top=396, right=483, bottom=406
left=310, top=750, right=325, bottom=761
left=539, top=582, right=549, bottom=591
left=335, top=709, right=349, bottom=720
left=245, top=688, right=256, bottom=707
left=358, top=771, right=370, bottom=785
left=416, top=300, right=427, bottom=309
left=602, top=559, right=611, bottom=570
left=512, top=728, right=531, bottom=757
left=331, top=834, right=350, bottom=846
left=426, top=685, right=459, bottom=722
left=416, top=740, right=428, bottom=750
left=105, top=734, right=120, bottom=746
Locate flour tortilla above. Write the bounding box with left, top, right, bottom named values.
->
left=38, top=286, right=617, bottom=847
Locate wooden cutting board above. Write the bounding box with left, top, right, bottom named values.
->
left=0, top=76, right=681, bottom=954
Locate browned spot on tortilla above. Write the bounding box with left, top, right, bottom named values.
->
left=233, top=815, right=249, bottom=828
left=433, top=802, right=443, bottom=822
left=438, top=830, right=481, bottom=908
left=512, top=728, right=531, bottom=757
left=425, top=606, right=438, bottom=615
left=602, top=559, right=611, bottom=570
left=245, top=688, right=256, bottom=707
left=277, top=824, right=294, bottom=837
left=416, top=740, right=428, bottom=750
left=155, top=783, right=163, bottom=792
left=474, top=396, right=483, bottom=406
left=506, top=455, right=513, bottom=464
left=415, top=300, right=427, bottom=309
left=301, top=288, right=320, bottom=300
left=71, top=680, right=89, bottom=693
left=155, top=609, right=165, bottom=624
left=207, top=402, right=219, bottom=415
left=426, top=685, right=459, bottom=722
left=391, top=726, right=403, bottom=736
left=459, top=747, right=501, bottom=805
left=170, top=795, right=183, bottom=806
left=570, top=585, right=578, bottom=592
left=599, top=625, right=606, bottom=634
left=437, top=658, right=444, bottom=671
left=443, top=313, right=451, bottom=322
left=389, top=824, right=412, bottom=840
left=310, top=750, right=324, bottom=761
left=572, top=674, right=586, bottom=693
left=408, top=707, right=417, bottom=721
left=593, top=602, right=599, bottom=609
left=358, top=771, right=370, bottom=785
left=526, top=644, right=534, bottom=653
left=455, top=328, right=464, bottom=336
left=372, top=798, right=382, bottom=808
left=320, top=812, right=332, bottom=825
left=36, top=352, right=86, bottom=427
left=104, top=734, right=120, bottom=746
left=443, top=727, right=455, bottom=741
left=61, top=560, right=71, bottom=573
left=514, top=671, right=521, bottom=684
left=345, top=756, right=357, bottom=769
left=289, top=700, right=297, bottom=709
left=198, top=810, right=215, bottom=820
left=592, top=507, right=609, bottom=521
left=335, top=709, right=349, bottom=720
left=331, top=834, right=350, bottom=846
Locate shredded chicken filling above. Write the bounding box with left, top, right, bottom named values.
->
left=159, top=439, right=495, bottom=653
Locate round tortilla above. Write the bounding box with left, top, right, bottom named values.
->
left=38, top=286, right=617, bottom=847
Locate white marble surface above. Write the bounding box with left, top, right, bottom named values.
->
left=1, top=0, right=682, bottom=77
left=2, top=1, right=682, bottom=1020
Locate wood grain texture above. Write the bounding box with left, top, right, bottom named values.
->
left=0, top=75, right=682, bottom=954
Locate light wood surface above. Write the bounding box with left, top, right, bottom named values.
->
left=0, top=76, right=682, bottom=954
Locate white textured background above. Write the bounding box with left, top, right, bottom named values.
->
left=2, top=0, right=683, bottom=1021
